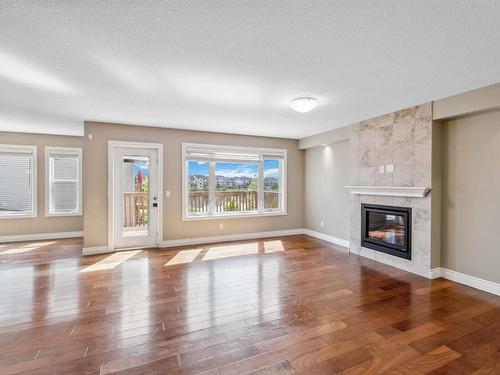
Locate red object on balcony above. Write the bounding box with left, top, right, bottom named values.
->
left=137, top=170, right=143, bottom=187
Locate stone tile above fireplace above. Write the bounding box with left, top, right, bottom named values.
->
left=347, top=103, right=433, bottom=278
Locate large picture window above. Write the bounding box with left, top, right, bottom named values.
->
left=183, top=144, right=286, bottom=220
left=0, top=144, right=37, bottom=218
left=45, top=147, right=82, bottom=216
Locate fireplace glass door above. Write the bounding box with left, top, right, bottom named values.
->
left=361, top=204, right=411, bottom=260
left=367, top=211, right=406, bottom=247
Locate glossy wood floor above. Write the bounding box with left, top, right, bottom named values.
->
left=0, top=235, right=499, bottom=374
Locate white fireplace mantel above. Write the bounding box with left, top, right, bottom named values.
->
left=344, top=186, right=431, bottom=198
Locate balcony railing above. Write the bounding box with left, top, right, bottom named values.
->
left=123, top=191, right=280, bottom=226
left=123, top=192, right=148, bottom=228
left=188, top=190, right=279, bottom=214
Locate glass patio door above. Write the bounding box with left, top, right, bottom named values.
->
left=113, top=147, right=159, bottom=249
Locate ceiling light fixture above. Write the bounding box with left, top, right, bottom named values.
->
left=289, top=96, right=319, bottom=113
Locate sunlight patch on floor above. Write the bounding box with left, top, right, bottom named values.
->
left=203, top=242, right=258, bottom=261
left=80, top=250, right=141, bottom=273
left=1, top=247, right=38, bottom=255
left=163, top=240, right=286, bottom=266
left=264, top=240, right=285, bottom=253
left=165, top=248, right=202, bottom=266
left=0, top=241, right=56, bottom=255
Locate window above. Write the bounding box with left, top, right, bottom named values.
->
left=183, top=143, right=286, bottom=219
left=45, top=147, right=82, bottom=216
left=0, top=144, right=37, bottom=218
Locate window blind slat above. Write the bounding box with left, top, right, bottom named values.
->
left=52, top=155, right=79, bottom=180
left=53, top=181, right=78, bottom=212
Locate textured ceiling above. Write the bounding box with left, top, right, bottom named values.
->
left=1, top=1, right=500, bottom=138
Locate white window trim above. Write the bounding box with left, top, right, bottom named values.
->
left=45, top=146, right=83, bottom=217
left=0, top=144, right=37, bottom=219
left=182, top=143, right=287, bottom=221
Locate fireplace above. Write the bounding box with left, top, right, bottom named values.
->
left=361, top=204, right=411, bottom=260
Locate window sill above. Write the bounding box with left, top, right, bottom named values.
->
left=45, top=212, right=83, bottom=218
left=183, top=210, right=287, bottom=221
left=0, top=213, right=37, bottom=219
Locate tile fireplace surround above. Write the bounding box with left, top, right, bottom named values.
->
left=347, top=103, right=434, bottom=277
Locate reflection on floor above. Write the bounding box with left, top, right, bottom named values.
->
left=0, top=235, right=499, bottom=374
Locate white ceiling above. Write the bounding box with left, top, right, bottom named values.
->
left=1, top=1, right=500, bottom=139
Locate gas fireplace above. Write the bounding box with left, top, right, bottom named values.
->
left=361, top=204, right=411, bottom=260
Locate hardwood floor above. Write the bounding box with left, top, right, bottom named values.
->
left=0, top=235, right=499, bottom=374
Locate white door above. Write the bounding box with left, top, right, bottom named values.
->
left=113, top=147, right=159, bottom=249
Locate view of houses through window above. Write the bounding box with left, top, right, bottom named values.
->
left=185, top=145, right=285, bottom=218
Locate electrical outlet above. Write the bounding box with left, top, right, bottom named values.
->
left=320, top=221, right=325, bottom=227
left=219, top=223, right=224, bottom=231
left=165, top=190, right=171, bottom=198
left=379, top=165, right=385, bottom=174
left=385, top=164, right=394, bottom=173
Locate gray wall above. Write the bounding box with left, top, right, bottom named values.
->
left=83, top=122, right=304, bottom=248
left=441, top=109, right=500, bottom=283
left=304, top=140, right=350, bottom=241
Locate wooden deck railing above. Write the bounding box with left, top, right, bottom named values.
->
left=124, top=192, right=148, bottom=227
left=188, top=191, right=279, bottom=213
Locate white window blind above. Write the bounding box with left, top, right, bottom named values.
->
left=184, top=145, right=284, bottom=163
left=0, top=145, right=36, bottom=217
left=46, top=147, right=82, bottom=215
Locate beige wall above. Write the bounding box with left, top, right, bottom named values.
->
left=83, top=122, right=304, bottom=248
left=441, top=110, right=500, bottom=283
left=433, top=82, right=500, bottom=120
left=430, top=120, right=442, bottom=269
left=304, top=140, right=350, bottom=240
left=0, top=131, right=83, bottom=236
left=299, top=123, right=354, bottom=150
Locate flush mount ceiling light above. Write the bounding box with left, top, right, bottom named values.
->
left=289, top=96, right=319, bottom=113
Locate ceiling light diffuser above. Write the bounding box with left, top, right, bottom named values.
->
left=289, top=96, right=319, bottom=113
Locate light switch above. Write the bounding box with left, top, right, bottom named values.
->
left=385, top=164, right=394, bottom=173
left=379, top=165, right=385, bottom=174
left=165, top=190, right=171, bottom=198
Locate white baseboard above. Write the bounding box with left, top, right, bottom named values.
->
left=429, top=268, right=442, bottom=279
left=430, top=267, right=500, bottom=296
left=160, top=228, right=304, bottom=248
left=82, top=228, right=348, bottom=255
left=0, top=231, right=83, bottom=244
left=302, top=229, right=350, bottom=250
left=82, top=246, right=111, bottom=256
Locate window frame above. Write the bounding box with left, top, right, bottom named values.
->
left=45, top=146, right=83, bottom=217
left=0, top=144, right=37, bottom=219
left=182, top=143, right=287, bottom=221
